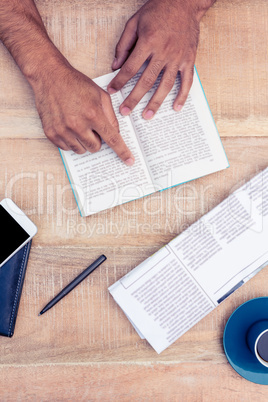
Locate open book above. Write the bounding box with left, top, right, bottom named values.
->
left=109, top=168, right=268, bottom=353
left=60, top=67, right=229, bottom=216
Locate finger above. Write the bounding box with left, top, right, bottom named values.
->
left=62, top=131, right=87, bottom=154
left=78, top=129, right=102, bottom=153
left=44, top=128, right=70, bottom=151
left=107, top=38, right=149, bottom=95
left=142, top=66, right=178, bottom=119
left=55, top=140, right=70, bottom=151
left=118, top=58, right=165, bottom=116
left=63, top=113, right=102, bottom=153
left=173, top=66, right=194, bottom=111
left=112, top=17, right=138, bottom=70
left=92, top=115, right=135, bottom=166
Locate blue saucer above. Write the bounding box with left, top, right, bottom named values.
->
left=223, top=297, right=268, bottom=385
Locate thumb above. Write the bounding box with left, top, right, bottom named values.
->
left=112, top=17, right=138, bottom=70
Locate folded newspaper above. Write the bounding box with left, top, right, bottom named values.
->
left=109, top=168, right=268, bottom=353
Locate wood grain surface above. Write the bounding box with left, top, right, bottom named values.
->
left=0, top=0, right=268, bottom=400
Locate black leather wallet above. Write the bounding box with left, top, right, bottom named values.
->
left=0, top=240, right=32, bottom=337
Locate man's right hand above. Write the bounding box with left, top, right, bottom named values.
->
left=0, top=0, right=134, bottom=166
left=32, top=62, right=134, bottom=165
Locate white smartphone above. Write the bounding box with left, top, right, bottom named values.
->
left=0, top=198, right=37, bottom=268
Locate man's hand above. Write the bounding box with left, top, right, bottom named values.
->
left=108, top=0, right=215, bottom=119
left=0, top=0, right=134, bottom=165
left=32, top=62, right=134, bottom=165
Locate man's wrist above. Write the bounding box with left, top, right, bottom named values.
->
left=19, top=39, right=68, bottom=87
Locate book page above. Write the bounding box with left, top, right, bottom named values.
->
left=60, top=73, right=153, bottom=216
left=109, top=247, right=214, bottom=353
left=120, top=68, right=229, bottom=190
left=168, top=168, right=268, bottom=304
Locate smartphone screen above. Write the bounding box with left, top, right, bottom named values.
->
left=0, top=205, right=30, bottom=265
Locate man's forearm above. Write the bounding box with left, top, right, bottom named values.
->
left=0, top=0, right=134, bottom=163
left=0, top=0, right=66, bottom=85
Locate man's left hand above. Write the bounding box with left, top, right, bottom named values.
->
left=108, top=0, right=214, bottom=119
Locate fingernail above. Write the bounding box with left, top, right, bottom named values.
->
left=121, top=106, right=131, bottom=116
left=175, top=104, right=183, bottom=111
left=107, top=87, right=117, bottom=94
left=125, top=157, right=134, bottom=166
left=112, top=58, right=118, bottom=69
left=144, top=110, right=154, bottom=119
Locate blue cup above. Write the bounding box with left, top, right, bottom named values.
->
left=247, top=320, right=268, bottom=368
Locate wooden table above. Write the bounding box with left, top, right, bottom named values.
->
left=0, top=0, right=268, bottom=400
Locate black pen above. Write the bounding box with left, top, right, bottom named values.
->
left=39, top=254, right=107, bottom=316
